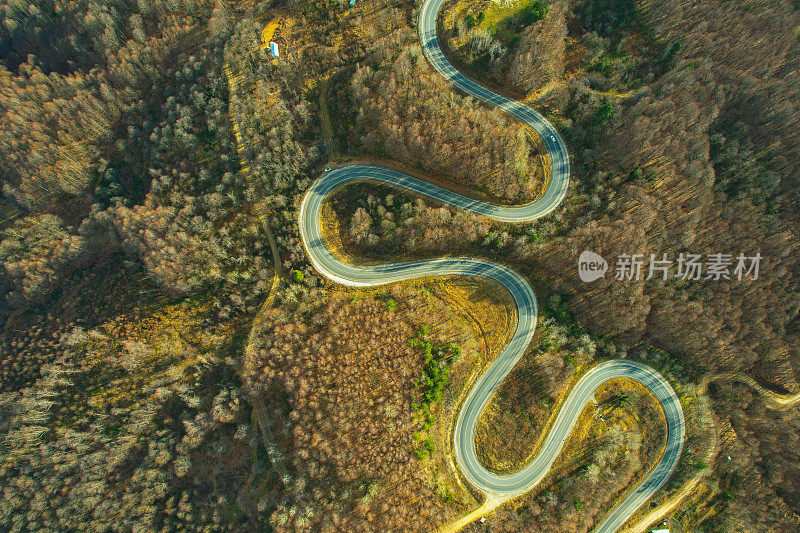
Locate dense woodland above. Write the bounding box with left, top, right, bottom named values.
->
left=332, top=39, right=546, bottom=202
left=0, top=260, right=275, bottom=530
left=0, top=0, right=286, bottom=321
left=243, top=287, right=469, bottom=531
left=1, top=0, right=799, bottom=530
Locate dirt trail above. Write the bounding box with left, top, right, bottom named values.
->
left=318, top=73, right=336, bottom=154
left=224, top=59, right=288, bottom=478
left=439, top=494, right=508, bottom=533
left=703, top=372, right=800, bottom=409
left=626, top=370, right=800, bottom=532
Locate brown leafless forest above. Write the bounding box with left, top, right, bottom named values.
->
left=2, top=0, right=799, bottom=530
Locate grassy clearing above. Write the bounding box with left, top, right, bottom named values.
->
left=474, top=368, right=668, bottom=487
left=424, top=277, right=516, bottom=505
left=459, top=0, right=549, bottom=43
left=474, top=0, right=546, bottom=30
left=428, top=277, right=516, bottom=364
left=545, top=377, right=668, bottom=513
left=64, top=298, right=233, bottom=420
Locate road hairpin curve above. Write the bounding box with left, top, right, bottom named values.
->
left=299, top=0, right=685, bottom=530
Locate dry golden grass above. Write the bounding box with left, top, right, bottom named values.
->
left=474, top=371, right=667, bottom=494
left=260, top=20, right=281, bottom=49
left=423, top=277, right=517, bottom=505
left=555, top=379, right=668, bottom=521
left=429, top=277, right=516, bottom=365
left=77, top=299, right=233, bottom=413
left=544, top=377, right=667, bottom=475
left=474, top=350, right=579, bottom=474
left=319, top=201, right=368, bottom=266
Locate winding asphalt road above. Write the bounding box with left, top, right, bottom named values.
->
left=298, top=0, right=686, bottom=530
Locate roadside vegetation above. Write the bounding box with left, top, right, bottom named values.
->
left=474, top=378, right=667, bottom=532
left=474, top=316, right=599, bottom=474
left=409, top=325, right=461, bottom=460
